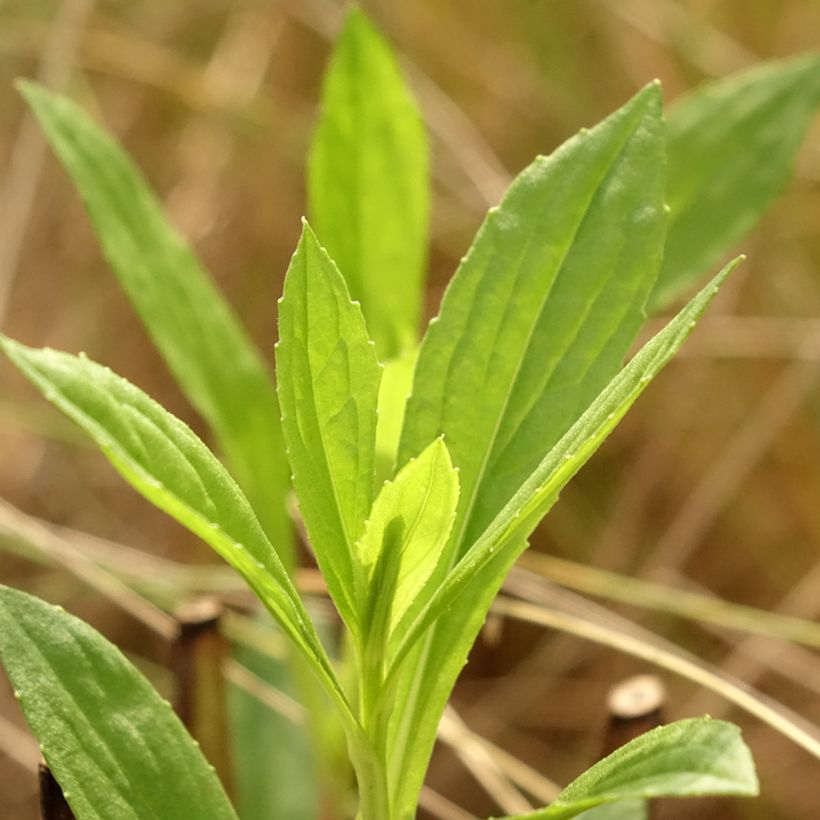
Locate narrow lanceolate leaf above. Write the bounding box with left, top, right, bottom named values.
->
left=651, top=52, right=820, bottom=310
left=276, top=222, right=381, bottom=631
left=18, top=80, right=290, bottom=553
left=497, top=718, right=758, bottom=819
left=0, top=337, right=346, bottom=713
left=358, top=437, right=458, bottom=639
left=386, top=85, right=666, bottom=815
left=308, top=8, right=429, bottom=359
left=0, top=586, right=238, bottom=820
left=399, top=81, right=667, bottom=564
left=385, top=262, right=739, bottom=820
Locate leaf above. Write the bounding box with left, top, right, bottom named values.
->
left=229, top=642, right=317, bottom=820
left=358, top=437, right=459, bottom=639
left=496, top=718, right=758, bottom=819
left=399, top=81, right=667, bottom=565
left=308, top=8, right=429, bottom=359
left=375, top=348, right=418, bottom=480
left=575, top=800, right=646, bottom=819
left=275, top=221, right=381, bottom=632
left=18, top=80, right=290, bottom=553
left=0, top=585, right=238, bottom=820
left=385, top=261, right=740, bottom=819
left=0, top=336, right=347, bottom=713
left=385, top=84, right=667, bottom=815
left=650, top=52, right=820, bottom=310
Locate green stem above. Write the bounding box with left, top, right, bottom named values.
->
left=349, top=726, right=390, bottom=820
left=350, top=627, right=393, bottom=819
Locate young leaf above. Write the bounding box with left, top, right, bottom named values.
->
left=18, top=80, right=291, bottom=553
left=0, top=586, right=238, bottom=820
left=385, top=261, right=739, bottom=819
left=308, top=8, right=429, bottom=359
left=399, top=81, right=666, bottom=564
left=496, top=718, right=758, bottom=819
left=358, top=437, right=459, bottom=639
left=0, top=337, right=347, bottom=713
left=650, top=52, right=820, bottom=310
left=276, top=221, right=381, bottom=631
left=375, top=348, right=418, bottom=479
left=229, top=643, right=318, bottom=820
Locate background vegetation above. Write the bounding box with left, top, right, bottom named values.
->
left=1, top=0, right=819, bottom=817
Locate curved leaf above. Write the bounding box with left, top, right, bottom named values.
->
left=18, top=80, right=290, bottom=553
left=0, top=336, right=347, bottom=713
left=498, top=718, right=758, bottom=819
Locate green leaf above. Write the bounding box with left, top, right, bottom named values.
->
left=386, top=84, right=667, bottom=815
left=18, top=80, right=290, bottom=553
left=386, top=261, right=739, bottom=819
left=229, top=643, right=317, bottom=820
left=650, top=52, right=820, bottom=310
left=575, top=800, right=646, bottom=819
left=358, top=437, right=459, bottom=639
left=496, top=718, right=758, bottom=819
left=275, top=221, right=381, bottom=632
left=0, top=585, right=238, bottom=820
left=375, top=348, right=418, bottom=480
left=0, top=336, right=347, bottom=714
left=399, top=81, right=667, bottom=566
left=308, top=8, right=429, bottom=359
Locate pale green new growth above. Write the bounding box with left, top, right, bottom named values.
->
left=308, top=8, right=429, bottom=359
left=276, top=221, right=381, bottom=632
left=653, top=52, right=820, bottom=309
left=357, top=437, right=459, bottom=637
left=0, top=586, right=238, bottom=820
left=17, top=80, right=290, bottom=554
left=501, top=718, right=758, bottom=819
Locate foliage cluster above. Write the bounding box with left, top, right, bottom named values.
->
left=2, top=8, right=820, bottom=819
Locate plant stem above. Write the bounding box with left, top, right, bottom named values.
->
left=349, top=729, right=390, bottom=820
left=351, top=629, right=393, bottom=820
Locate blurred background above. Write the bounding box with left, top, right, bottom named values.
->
left=2, top=0, right=820, bottom=817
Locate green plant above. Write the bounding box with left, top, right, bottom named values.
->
left=3, top=7, right=820, bottom=819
